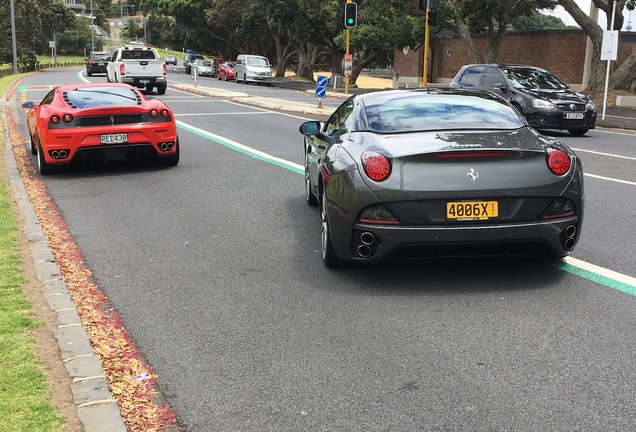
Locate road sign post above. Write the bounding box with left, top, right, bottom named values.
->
left=316, top=75, right=328, bottom=109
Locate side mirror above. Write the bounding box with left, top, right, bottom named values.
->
left=493, top=83, right=507, bottom=94
left=22, top=101, right=36, bottom=109
left=299, top=120, right=321, bottom=136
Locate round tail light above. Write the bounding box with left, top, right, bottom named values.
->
left=362, top=151, right=391, bottom=182
left=49, top=114, right=61, bottom=124
left=160, top=108, right=170, bottom=118
left=546, top=147, right=571, bottom=175
left=62, top=113, right=73, bottom=123
left=149, top=108, right=159, bottom=118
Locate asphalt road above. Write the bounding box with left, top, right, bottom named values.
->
left=10, top=67, right=636, bottom=431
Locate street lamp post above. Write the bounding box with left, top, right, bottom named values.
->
left=90, top=0, right=94, bottom=52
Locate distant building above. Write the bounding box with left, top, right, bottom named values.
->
left=63, top=0, right=86, bottom=15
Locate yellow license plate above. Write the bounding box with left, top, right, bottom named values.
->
left=447, top=201, right=498, bottom=220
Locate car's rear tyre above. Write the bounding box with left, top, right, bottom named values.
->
left=37, top=139, right=54, bottom=175
left=305, top=167, right=318, bottom=206
left=157, top=84, right=167, bottom=95
left=243, top=74, right=248, bottom=84
left=158, top=137, right=179, bottom=166
left=145, top=84, right=154, bottom=92
left=321, top=192, right=340, bottom=267
left=568, top=129, right=588, bottom=136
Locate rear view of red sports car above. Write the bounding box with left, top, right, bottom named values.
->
left=22, top=82, right=179, bottom=174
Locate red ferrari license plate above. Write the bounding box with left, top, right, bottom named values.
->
left=100, top=133, right=128, bottom=144
left=447, top=200, right=498, bottom=221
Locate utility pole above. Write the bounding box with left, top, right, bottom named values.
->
left=90, top=0, right=94, bottom=52
left=421, top=0, right=434, bottom=87
left=10, top=0, right=18, bottom=73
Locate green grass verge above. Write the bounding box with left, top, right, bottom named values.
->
left=0, top=78, right=66, bottom=431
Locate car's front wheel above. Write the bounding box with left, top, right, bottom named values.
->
left=321, top=192, right=340, bottom=267
left=568, top=129, right=589, bottom=136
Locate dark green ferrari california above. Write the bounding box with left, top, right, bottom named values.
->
left=300, top=89, right=583, bottom=267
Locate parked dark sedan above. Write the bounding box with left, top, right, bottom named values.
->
left=300, top=89, right=584, bottom=267
left=85, top=52, right=111, bottom=76
left=449, top=64, right=596, bottom=136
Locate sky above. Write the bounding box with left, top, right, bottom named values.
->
left=542, top=0, right=635, bottom=30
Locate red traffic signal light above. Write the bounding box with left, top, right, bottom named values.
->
left=344, top=2, right=358, bottom=28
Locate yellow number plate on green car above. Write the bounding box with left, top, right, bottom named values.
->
left=447, top=201, right=498, bottom=220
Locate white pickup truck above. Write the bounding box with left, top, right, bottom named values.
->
left=107, top=46, right=167, bottom=94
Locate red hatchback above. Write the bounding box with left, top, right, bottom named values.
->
left=22, top=82, right=179, bottom=174
left=217, top=61, right=236, bottom=81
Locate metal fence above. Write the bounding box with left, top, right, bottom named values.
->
left=0, top=61, right=85, bottom=79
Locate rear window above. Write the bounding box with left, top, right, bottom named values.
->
left=120, top=50, right=156, bottom=60
left=364, top=93, right=524, bottom=133
left=64, top=87, right=141, bottom=108
left=90, top=54, right=110, bottom=61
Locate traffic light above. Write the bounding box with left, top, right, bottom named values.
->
left=428, top=10, right=439, bottom=26
left=344, top=2, right=358, bottom=28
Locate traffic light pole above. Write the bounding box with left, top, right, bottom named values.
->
left=345, top=0, right=352, bottom=94
left=422, top=3, right=431, bottom=88
left=345, top=27, right=350, bottom=94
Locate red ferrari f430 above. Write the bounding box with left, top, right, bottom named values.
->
left=22, top=82, right=179, bottom=174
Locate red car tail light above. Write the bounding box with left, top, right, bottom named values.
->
left=362, top=151, right=391, bottom=182
left=88, top=59, right=94, bottom=64
left=160, top=108, right=170, bottom=118
left=149, top=108, right=159, bottom=118
left=546, top=147, right=571, bottom=175
left=120, top=63, right=125, bottom=77
left=163, top=63, right=167, bottom=76
left=50, top=114, right=61, bottom=124
left=62, top=113, right=73, bottom=123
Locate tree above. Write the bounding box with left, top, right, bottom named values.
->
left=444, top=0, right=556, bottom=63
left=555, top=0, right=636, bottom=92
left=342, top=0, right=424, bottom=84
left=511, top=10, right=571, bottom=30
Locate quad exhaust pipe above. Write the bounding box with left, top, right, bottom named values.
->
left=159, top=142, right=175, bottom=152
left=50, top=150, right=69, bottom=159
left=563, top=224, right=577, bottom=251
left=357, top=232, right=376, bottom=258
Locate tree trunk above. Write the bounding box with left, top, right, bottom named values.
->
left=296, top=43, right=320, bottom=80
left=349, top=52, right=381, bottom=86
left=610, top=52, right=636, bottom=91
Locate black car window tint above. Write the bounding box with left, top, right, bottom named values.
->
left=459, top=66, right=484, bottom=87
left=503, top=68, right=568, bottom=90
left=65, top=88, right=140, bottom=108
left=40, top=89, right=56, bottom=105
left=482, top=67, right=505, bottom=90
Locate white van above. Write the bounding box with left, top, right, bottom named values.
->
left=235, top=54, right=272, bottom=85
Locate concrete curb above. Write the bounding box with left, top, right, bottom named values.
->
left=2, top=103, right=127, bottom=432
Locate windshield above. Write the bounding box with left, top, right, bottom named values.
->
left=64, top=87, right=140, bottom=108
left=196, top=60, right=211, bottom=66
left=246, top=57, right=269, bottom=67
left=502, top=67, right=569, bottom=90
left=121, top=50, right=156, bottom=60
left=364, top=93, right=524, bottom=133
left=90, top=54, right=110, bottom=61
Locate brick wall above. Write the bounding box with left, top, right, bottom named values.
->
left=394, top=30, right=636, bottom=87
